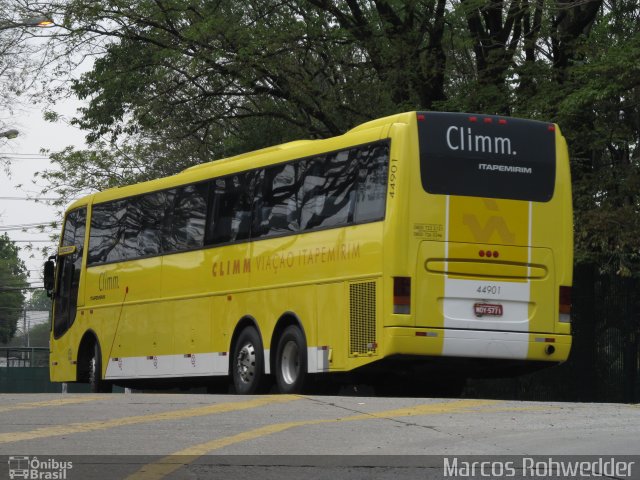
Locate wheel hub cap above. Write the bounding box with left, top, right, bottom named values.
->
left=281, top=341, right=300, bottom=385
left=236, top=343, right=256, bottom=384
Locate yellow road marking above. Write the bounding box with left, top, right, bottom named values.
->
left=128, top=399, right=498, bottom=480
left=340, top=399, right=496, bottom=421
left=0, top=395, right=299, bottom=445
left=0, top=395, right=103, bottom=413
left=475, top=405, right=560, bottom=413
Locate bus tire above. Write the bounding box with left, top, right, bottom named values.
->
left=89, top=342, right=112, bottom=393
left=232, top=326, right=266, bottom=395
left=275, top=325, right=307, bottom=394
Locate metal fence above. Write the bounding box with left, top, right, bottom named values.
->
left=0, top=347, right=93, bottom=393
left=0, top=347, right=49, bottom=368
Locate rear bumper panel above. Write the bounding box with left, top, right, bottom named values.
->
left=384, top=327, right=571, bottom=362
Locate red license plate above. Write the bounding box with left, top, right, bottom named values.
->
left=474, top=303, right=503, bottom=317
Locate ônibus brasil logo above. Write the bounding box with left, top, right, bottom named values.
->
left=8, top=456, right=73, bottom=479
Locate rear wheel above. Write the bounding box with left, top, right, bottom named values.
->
left=275, top=325, right=307, bottom=394
left=232, top=326, right=266, bottom=394
left=89, top=342, right=112, bottom=393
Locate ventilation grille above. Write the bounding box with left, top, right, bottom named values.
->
left=349, top=281, right=377, bottom=356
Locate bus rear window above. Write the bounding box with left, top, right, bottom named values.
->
left=418, top=111, right=556, bottom=202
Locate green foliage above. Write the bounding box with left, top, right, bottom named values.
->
left=0, top=234, right=28, bottom=344
left=27, top=289, right=52, bottom=312
left=27, top=322, right=51, bottom=348
left=553, top=2, right=640, bottom=275
left=18, top=0, right=640, bottom=274
left=6, top=322, right=51, bottom=348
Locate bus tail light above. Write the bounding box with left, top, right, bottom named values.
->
left=393, top=277, right=411, bottom=314
left=559, top=286, right=571, bottom=323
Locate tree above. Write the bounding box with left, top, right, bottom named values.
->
left=0, top=2, right=55, bottom=169
left=7, top=322, right=50, bottom=349
left=27, top=289, right=52, bottom=311
left=552, top=0, right=640, bottom=274
left=0, top=234, right=28, bottom=344
left=28, top=0, right=449, bottom=204
left=18, top=0, right=640, bottom=274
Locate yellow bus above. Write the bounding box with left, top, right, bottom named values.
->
left=45, top=111, right=573, bottom=394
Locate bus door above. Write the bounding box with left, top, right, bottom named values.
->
left=52, top=207, right=86, bottom=338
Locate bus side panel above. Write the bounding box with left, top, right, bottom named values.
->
left=163, top=249, right=215, bottom=375
left=89, top=258, right=162, bottom=378
left=316, top=282, right=347, bottom=370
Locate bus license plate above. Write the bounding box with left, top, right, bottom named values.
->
left=474, top=303, right=503, bottom=317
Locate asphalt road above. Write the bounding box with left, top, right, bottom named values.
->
left=1, top=393, right=638, bottom=479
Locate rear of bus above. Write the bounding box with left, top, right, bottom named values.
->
left=384, top=111, right=573, bottom=375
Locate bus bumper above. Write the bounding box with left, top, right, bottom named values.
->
left=383, top=327, right=571, bottom=363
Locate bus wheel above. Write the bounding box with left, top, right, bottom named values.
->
left=89, top=342, right=112, bottom=393
left=232, top=326, right=266, bottom=394
left=275, top=325, right=307, bottom=394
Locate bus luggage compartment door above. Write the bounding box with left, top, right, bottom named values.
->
left=415, top=241, right=555, bottom=334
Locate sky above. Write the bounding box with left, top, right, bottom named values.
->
left=0, top=97, right=87, bottom=295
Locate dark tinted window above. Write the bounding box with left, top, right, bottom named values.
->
left=86, top=140, right=389, bottom=264
left=418, top=111, right=556, bottom=201
left=252, top=163, right=302, bottom=239
left=300, top=150, right=358, bottom=230
left=54, top=207, right=86, bottom=338
left=354, top=143, right=389, bottom=223
left=88, top=199, right=128, bottom=264
left=88, top=194, right=169, bottom=264
left=165, top=183, right=208, bottom=252
left=207, top=173, right=252, bottom=245
left=123, top=192, right=168, bottom=258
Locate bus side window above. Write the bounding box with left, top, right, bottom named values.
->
left=124, top=192, right=168, bottom=258
left=207, top=173, right=252, bottom=245
left=165, top=183, right=208, bottom=252
left=353, top=142, right=390, bottom=223
left=300, top=150, right=357, bottom=231
left=252, top=163, right=301, bottom=239
left=88, top=199, right=128, bottom=265
left=53, top=207, right=86, bottom=338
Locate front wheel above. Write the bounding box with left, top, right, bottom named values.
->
left=275, top=325, right=307, bottom=394
left=232, top=326, right=266, bottom=394
left=89, top=342, right=112, bottom=393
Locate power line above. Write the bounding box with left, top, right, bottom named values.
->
left=0, top=286, right=45, bottom=291
left=7, top=240, right=54, bottom=243
left=0, top=152, right=49, bottom=156
left=0, top=197, right=61, bottom=201
left=0, top=153, right=50, bottom=159
left=0, top=222, right=57, bottom=228
left=1, top=227, right=57, bottom=232
left=0, top=222, right=57, bottom=226
left=0, top=158, right=51, bottom=162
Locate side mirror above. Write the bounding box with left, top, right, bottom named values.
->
left=43, top=258, right=55, bottom=298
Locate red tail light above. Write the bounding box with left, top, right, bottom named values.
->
left=559, top=286, right=571, bottom=322
left=393, top=277, right=411, bottom=314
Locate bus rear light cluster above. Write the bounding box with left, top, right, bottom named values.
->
left=559, top=286, right=572, bottom=323
left=479, top=250, right=499, bottom=258
left=393, top=277, right=411, bottom=314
